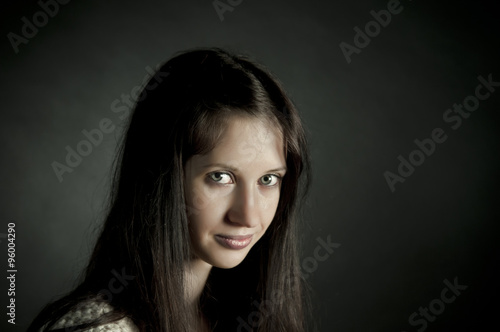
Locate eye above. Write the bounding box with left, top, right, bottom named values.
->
left=208, top=172, right=233, bottom=184
left=259, top=174, right=280, bottom=186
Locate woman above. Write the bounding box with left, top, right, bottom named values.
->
left=28, top=47, right=312, bottom=331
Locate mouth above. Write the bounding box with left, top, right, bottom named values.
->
left=214, top=234, right=253, bottom=250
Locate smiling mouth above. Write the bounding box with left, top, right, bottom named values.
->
left=214, top=234, right=253, bottom=250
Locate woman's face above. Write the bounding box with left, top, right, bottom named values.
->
left=184, top=115, right=286, bottom=269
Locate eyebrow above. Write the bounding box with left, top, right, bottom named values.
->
left=202, top=163, right=287, bottom=174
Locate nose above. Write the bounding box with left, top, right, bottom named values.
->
left=226, top=182, right=260, bottom=228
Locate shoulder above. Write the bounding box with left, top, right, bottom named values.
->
left=47, top=300, right=139, bottom=332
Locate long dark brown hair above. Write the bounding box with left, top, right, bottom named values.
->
left=28, top=47, right=312, bottom=332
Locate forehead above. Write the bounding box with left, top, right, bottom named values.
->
left=189, top=116, right=286, bottom=172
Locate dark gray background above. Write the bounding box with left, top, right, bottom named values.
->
left=1, top=0, right=499, bottom=331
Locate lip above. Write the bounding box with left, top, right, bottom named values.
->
left=214, top=234, right=253, bottom=250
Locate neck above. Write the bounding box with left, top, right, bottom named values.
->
left=184, top=258, right=212, bottom=310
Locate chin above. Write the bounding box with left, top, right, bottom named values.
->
left=204, top=247, right=251, bottom=269
left=213, top=260, right=244, bottom=269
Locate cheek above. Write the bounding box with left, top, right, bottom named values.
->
left=186, top=186, right=231, bottom=236
left=258, top=189, right=281, bottom=225
left=186, top=180, right=231, bottom=214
